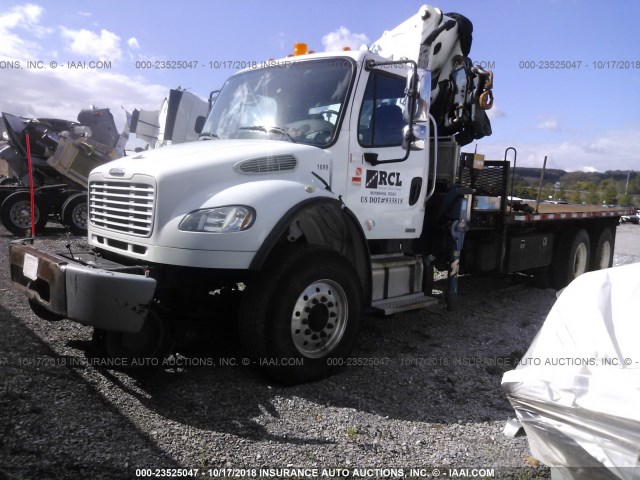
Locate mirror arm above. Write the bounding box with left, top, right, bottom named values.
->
left=364, top=147, right=411, bottom=167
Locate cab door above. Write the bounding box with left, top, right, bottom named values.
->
left=344, top=65, right=430, bottom=240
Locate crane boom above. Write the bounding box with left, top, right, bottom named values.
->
left=370, top=5, right=493, bottom=145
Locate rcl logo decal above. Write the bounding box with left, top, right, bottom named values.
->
left=365, top=170, right=403, bottom=189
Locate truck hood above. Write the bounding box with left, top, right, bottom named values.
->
left=92, top=139, right=326, bottom=181
left=86, top=138, right=337, bottom=263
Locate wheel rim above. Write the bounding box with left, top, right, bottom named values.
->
left=598, top=240, right=611, bottom=270
left=71, top=202, right=88, bottom=229
left=290, top=279, right=348, bottom=359
left=573, top=243, right=588, bottom=277
left=10, top=200, right=38, bottom=229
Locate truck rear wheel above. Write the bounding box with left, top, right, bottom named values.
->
left=590, top=227, right=614, bottom=271
left=552, top=228, right=590, bottom=289
left=0, top=191, right=48, bottom=236
left=61, top=192, right=88, bottom=234
left=238, top=245, right=363, bottom=385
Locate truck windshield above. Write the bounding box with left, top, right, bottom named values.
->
left=201, top=58, right=354, bottom=147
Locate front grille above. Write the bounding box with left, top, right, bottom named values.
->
left=89, top=181, right=155, bottom=237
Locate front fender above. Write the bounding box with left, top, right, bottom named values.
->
left=250, top=197, right=372, bottom=306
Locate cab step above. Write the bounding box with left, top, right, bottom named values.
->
left=371, top=292, right=438, bottom=315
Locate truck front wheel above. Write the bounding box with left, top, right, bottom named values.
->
left=61, top=192, right=88, bottom=234
left=239, top=245, right=363, bottom=385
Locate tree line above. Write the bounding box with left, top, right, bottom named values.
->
left=509, top=169, right=639, bottom=207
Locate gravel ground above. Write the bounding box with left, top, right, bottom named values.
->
left=1, top=222, right=639, bottom=480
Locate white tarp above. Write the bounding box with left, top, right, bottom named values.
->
left=502, top=263, right=640, bottom=480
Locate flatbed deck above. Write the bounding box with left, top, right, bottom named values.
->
left=508, top=202, right=633, bottom=223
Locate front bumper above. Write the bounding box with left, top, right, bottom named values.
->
left=9, top=240, right=157, bottom=333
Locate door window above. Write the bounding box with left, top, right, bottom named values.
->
left=358, top=72, right=407, bottom=147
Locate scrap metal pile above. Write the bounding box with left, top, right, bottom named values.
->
left=0, top=108, right=124, bottom=235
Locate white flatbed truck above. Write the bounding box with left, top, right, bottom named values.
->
left=9, top=5, right=633, bottom=383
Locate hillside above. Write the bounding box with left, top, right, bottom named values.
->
left=507, top=168, right=639, bottom=206
left=512, top=168, right=638, bottom=185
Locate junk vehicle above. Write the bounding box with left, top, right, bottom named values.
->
left=9, top=5, right=635, bottom=384
left=0, top=108, right=124, bottom=235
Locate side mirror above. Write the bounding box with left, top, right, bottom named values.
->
left=402, top=67, right=431, bottom=150
left=194, top=116, right=206, bottom=134
left=403, top=67, right=432, bottom=124
left=403, top=66, right=419, bottom=124
left=416, top=68, right=431, bottom=122
left=402, top=124, right=427, bottom=151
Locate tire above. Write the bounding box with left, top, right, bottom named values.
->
left=61, top=192, right=88, bottom=234
left=28, top=298, right=65, bottom=322
left=590, top=227, right=614, bottom=271
left=238, top=245, right=363, bottom=385
left=0, top=191, right=48, bottom=236
left=552, top=228, right=590, bottom=290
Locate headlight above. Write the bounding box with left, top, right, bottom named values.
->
left=179, top=206, right=255, bottom=233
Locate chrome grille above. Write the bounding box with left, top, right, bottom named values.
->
left=89, top=181, right=155, bottom=237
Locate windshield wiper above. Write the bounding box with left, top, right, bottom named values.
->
left=238, top=125, right=296, bottom=143
left=199, top=132, right=220, bottom=140
left=267, top=126, right=297, bottom=143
